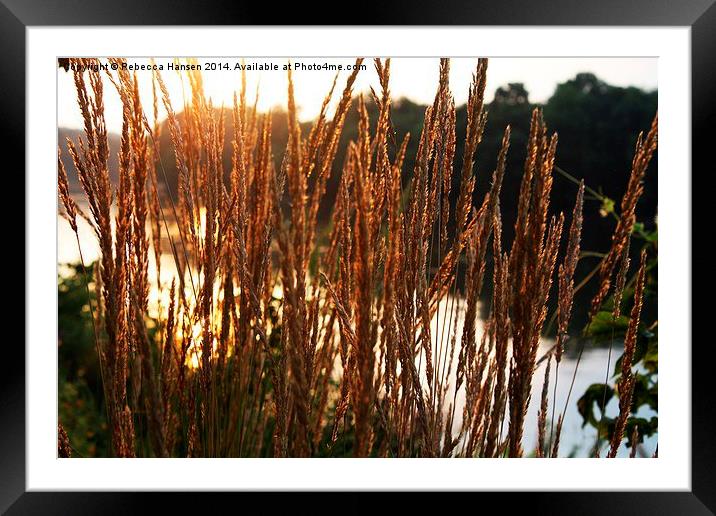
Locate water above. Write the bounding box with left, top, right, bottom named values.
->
left=58, top=200, right=183, bottom=317
left=527, top=344, right=657, bottom=457
left=58, top=201, right=656, bottom=458
left=427, top=296, right=656, bottom=458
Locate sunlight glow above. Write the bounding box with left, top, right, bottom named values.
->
left=58, top=57, right=657, bottom=135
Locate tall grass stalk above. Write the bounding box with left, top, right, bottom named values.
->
left=58, top=57, right=657, bottom=458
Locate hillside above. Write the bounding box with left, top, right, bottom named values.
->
left=59, top=128, right=122, bottom=194
left=61, top=73, right=657, bottom=251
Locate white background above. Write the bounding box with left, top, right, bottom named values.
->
left=27, top=27, right=690, bottom=490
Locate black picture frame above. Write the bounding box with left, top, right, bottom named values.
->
left=5, top=1, right=710, bottom=513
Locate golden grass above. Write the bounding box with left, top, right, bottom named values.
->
left=58, top=57, right=657, bottom=458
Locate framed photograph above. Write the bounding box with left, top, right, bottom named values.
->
left=7, top=0, right=711, bottom=513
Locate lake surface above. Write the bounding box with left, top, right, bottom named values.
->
left=58, top=202, right=656, bottom=458
left=427, top=297, right=657, bottom=458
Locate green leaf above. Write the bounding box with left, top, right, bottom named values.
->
left=597, top=416, right=616, bottom=441
left=613, top=330, right=651, bottom=377
left=599, top=197, right=615, bottom=218
left=577, top=383, right=614, bottom=428
left=587, top=311, right=629, bottom=342
left=630, top=373, right=657, bottom=412
left=625, top=416, right=658, bottom=448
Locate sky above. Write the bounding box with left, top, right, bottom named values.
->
left=57, top=57, right=657, bottom=133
